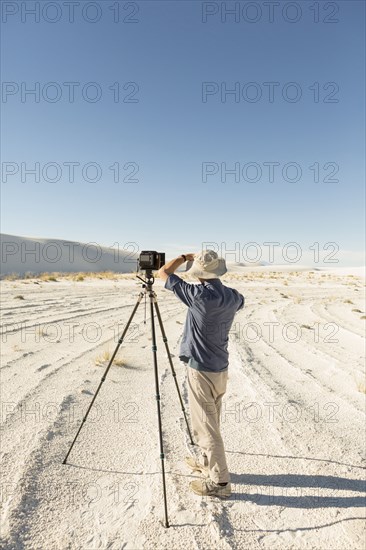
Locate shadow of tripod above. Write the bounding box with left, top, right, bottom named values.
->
left=62, top=269, right=195, bottom=528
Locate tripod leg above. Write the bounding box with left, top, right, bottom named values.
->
left=62, top=291, right=144, bottom=465
left=153, top=298, right=195, bottom=446
left=149, top=291, right=169, bottom=528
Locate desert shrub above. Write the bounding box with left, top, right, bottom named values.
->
left=95, top=350, right=124, bottom=367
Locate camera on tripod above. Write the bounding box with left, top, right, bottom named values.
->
left=139, top=251, right=165, bottom=271
left=64, top=246, right=193, bottom=529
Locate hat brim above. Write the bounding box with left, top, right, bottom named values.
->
left=185, top=258, right=227, bottom=280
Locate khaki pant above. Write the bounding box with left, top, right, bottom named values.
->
left=187, top=366, right=230, bottom=484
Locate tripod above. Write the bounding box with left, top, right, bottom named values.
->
left=62, top=270, right=195, bottom=528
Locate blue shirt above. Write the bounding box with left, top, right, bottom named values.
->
left=164, top=274, right=244, bottom=372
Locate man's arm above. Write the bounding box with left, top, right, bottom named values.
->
left=237, top=293, right=245, bottom=311
left=158, top=254, right=195, bottom=282
left=160, top=257, right=202, bottom=307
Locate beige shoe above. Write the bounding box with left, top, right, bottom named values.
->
left=189, top=478, right=231, bottom=498
left=184, top=456, right=209, bottom=475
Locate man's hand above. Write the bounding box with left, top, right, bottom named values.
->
left=158, top=253, right=196, bottom=282
left=184, top=253, right=195, bottom=262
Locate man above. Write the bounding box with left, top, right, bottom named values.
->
left=158, top=249, right=245, bottom=498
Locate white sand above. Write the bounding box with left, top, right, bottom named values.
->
left=0, top=268, right=365, bottom=549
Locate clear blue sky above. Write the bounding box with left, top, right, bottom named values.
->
left=1, top=0, right=365, bottom=266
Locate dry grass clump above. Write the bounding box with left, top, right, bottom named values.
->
left=63, top=271, right=123, bottom=281
left=2, top=271, right=137, bottom=282
left=36, top=273, right=59, bottom=282
left=81, top=271, right=137, bottom=280
left=37, top=325, right=46, bottom=338
left=82, top=271, right=123, bottom=280
left=2, top=272, right=33, bottom=281
left=3, top=273, right=19, bottom=281
left=352, top=371, right=366, bottom=394
left=94, top=349, right=124, bottom=367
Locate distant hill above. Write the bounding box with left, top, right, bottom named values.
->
left=0, top=234, right=138, bottom=276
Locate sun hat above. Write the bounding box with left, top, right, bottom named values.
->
left=186, top=249, right=227, bottom=280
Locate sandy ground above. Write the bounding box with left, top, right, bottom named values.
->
left=1, top=268, right=365, bottom=550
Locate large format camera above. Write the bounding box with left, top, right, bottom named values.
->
left=138, top=250, right=165, bottom=271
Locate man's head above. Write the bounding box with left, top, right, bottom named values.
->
left=186, top=249, right=227, bottom=281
